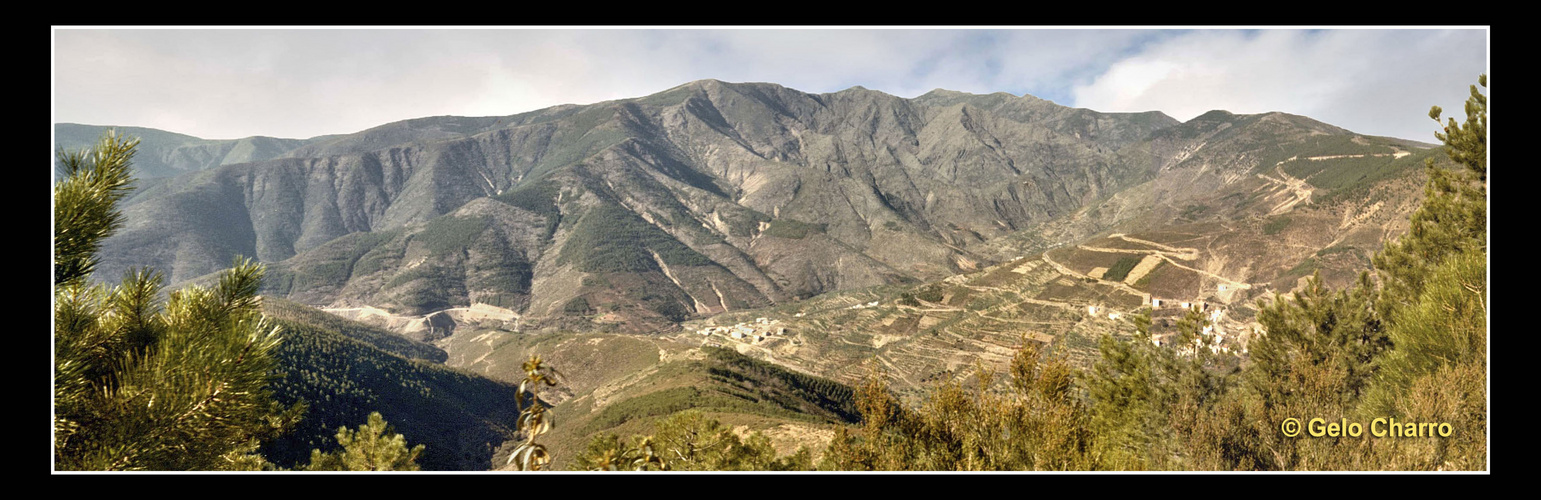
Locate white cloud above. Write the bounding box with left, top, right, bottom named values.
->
left=55, top=29, right=1169, bottom=139
left=53, top=28, right=1486, bottom=142
left=1071, top=29, right=1488, bottom=141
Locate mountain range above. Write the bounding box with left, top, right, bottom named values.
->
left=56, top=80, right=1445, bottom=469
left=68, top=79, right=1429, bottom=334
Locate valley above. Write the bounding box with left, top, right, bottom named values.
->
left=60, top=78, right=1447, bottom=470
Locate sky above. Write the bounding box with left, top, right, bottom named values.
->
left=52, top=27, right=1489, bottom=143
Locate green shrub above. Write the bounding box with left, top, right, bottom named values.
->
left=564, top=296, right=594, bottom=315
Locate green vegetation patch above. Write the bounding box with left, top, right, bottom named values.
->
left=1316, top=245, right=1359, bottom=257
left=386, top=265, right=467, bottom=313
left=1314, top=148, right=1442, bottom=205
left=564, top=296, right=594, bottom=315
left=416, top=215, right=491, bottom=256
left=294, top=261, right=351, bottom=291
left=351, top=230, right=406, bottom=278
left=260, top=302, right=521, bottom=471
left=1179, top=204, right=1209, bottom=221
left=1262, top=216, right=1292, bottom=236
left=578, top=348, right=858, bottom=436
left=1286, top=257, right=1319, bottom=277
left=467, top=234, right=531, bottom=295
left=720, top=208, right=771, bottom=238
left=278, top=230, right=404, bottom=291
left=558, top=203, right=715, bottom=273
left=495, top=180, right=563, bottom=239
left=496, top=180, right=561, bottom=216
left=763, top=218, right=828, bottom=239
left=1253, top=134, right=1395, bottom=174
left=914, top=284, right=945, bottom=303
left=1134, top=261, right=1167, bottom=289
left=1102, top=256, right=1143, bottom=282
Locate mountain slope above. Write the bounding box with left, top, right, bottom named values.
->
left=93, top=80, right=1185, bottom=332
left=89, top=80, right=1431, bottom=339
left=258, top=299, right=522, bottom=471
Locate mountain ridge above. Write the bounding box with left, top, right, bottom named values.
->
left=71, top=79, right=1429, bottom=335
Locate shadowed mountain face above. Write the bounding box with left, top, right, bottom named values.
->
left=78, top=79, right=1422, bottom=333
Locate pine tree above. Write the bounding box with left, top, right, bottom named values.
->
left=303, top=412, right=424, bottom=471
left=1354, top=76, right=1487, bottom=470
left=1373, top=75, right=1487, bottom=320
left=54, top=131, right=136, bottom=287
left=53, top=131, right=300, bottom=470
left=820, top=342, right=1099, bottom=471
left=1085, top=311, right=1160, bottom=470
left=571, top=411, right=807, bottom=471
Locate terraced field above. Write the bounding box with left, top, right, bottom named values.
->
left=676, top=251, right=1171, bottom=402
